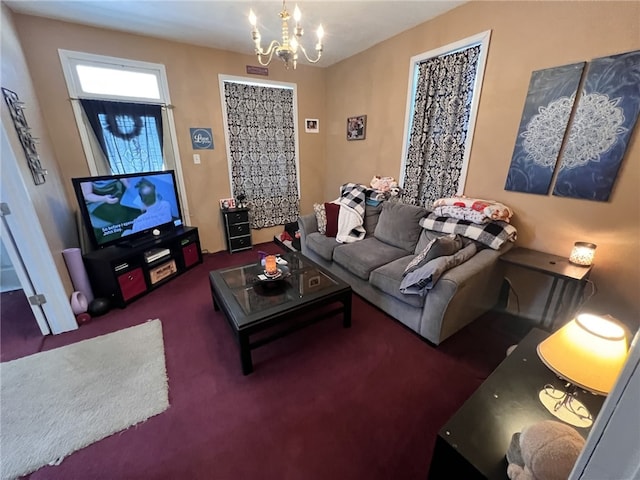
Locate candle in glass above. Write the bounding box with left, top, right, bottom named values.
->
left=265, top=255, right=277, bottom=274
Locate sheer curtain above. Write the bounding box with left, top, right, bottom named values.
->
left=401, top=46, right=480, bottom=208
left=80, top=99, right=164, bottom=174
left=223, top=81, right=299, bottom=229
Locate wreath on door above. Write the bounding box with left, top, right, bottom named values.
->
left=105, top=114, right=143, bottom=140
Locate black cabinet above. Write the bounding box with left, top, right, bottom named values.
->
left=222, top=208, right=252, bottom=253
left=83, top=226, right=202, bottom=307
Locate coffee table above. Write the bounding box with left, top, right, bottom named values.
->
left=209, top=251, right=352, bottom=374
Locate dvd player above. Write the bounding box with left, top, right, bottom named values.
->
left=144, top=247, right=171, bottom=263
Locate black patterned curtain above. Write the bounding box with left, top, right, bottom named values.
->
left=223, top=82, right=299, bottom=228
left=400, top=46, right=480, bottom=208
left=80, top=99, right=164, bottom=174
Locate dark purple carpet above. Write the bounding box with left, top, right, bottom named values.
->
left=1, top=243, right=528, bottom=480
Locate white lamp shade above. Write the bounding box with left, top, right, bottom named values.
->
left=569, top=242, right=597, bottom=266
left=537, top=314, right=628, bottom=395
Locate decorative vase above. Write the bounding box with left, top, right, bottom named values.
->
left=70, top=291, right=89, bottom=315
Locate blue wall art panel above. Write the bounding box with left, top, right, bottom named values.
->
left=553, top=50, right=640, bottom=201
left=505, top=62, right=585, bottom=194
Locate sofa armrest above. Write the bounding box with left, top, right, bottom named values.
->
left=439, top=247, right=504, bottom=287
left=298, top=213, right=318, bottom=237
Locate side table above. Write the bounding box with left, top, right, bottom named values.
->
left=499, top=247, right=592, bottom=330
left=428, top=328, right=604, bottom=480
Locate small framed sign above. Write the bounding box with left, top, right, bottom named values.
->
left=305, top=118, right=319, bottom=133
left=190, top=128, right=214, bottom=150
left=219, top=197, right=236, bottom=210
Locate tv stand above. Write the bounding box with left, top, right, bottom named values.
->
left=83, top=226, right=202, bottom=307
left=119, top=230, right=174, bottom=249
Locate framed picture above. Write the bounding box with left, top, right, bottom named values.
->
left=305, top=118, right=319, bottom=133
left=347, top=115, right=367, bottom=140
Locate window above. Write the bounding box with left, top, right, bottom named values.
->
left=80, top=99, right=164, bottom=173
left=219, top=75, right=300, bottom=229
left=399, top=31, right=491, bottom=208
left=59, top=50, right=190, bottom=223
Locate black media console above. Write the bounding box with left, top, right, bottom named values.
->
left=83, top=226, right=202, bottom=307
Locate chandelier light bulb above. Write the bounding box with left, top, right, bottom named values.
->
left=316, top=25, right=324, bottom=40
left=248, top=9, right=257, bottom=27
left=293, top=5, right=301, bottom=23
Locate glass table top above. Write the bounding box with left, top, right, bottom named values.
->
left=212, top=252, right=343, bottom=320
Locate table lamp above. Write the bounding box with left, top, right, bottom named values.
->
left=569, top=242, right=597, bottom=266
left=536, top=313, right=628, bottom=428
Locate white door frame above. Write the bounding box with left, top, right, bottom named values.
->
left=1, top=123, right=77, bottom=335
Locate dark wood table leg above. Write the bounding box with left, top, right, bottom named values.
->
left=210, top=282, right=220, bottom=311
left=342, top=292, right=352, bottom=328
left=239, top=333, right=253, bottom=375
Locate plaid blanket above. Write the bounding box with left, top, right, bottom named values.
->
left=336, top=183, right=373, bottom=242
left=420, top=213, right=517, bottom=250
left=339, top=183, right=371, bottom=218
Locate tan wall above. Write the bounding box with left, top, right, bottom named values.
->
left=8, top=3, right=640, bottom=324
left=324, top=1, right=640, bottom=324
left=11, top=13, right=326, bottom=254
left=1, top=5, right=76, bottom=293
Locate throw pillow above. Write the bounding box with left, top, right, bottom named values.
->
left=324, top=202, right=340, bottom=238
left=403, top=233, right=463, bottom=276
left=373, top=202, right=427, bottom=252
left=313, top=203, right=327, bottom=235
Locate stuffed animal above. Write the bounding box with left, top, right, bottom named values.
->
left=506, top=420, right=585, bottom=480
left=370, top=175, right=396, bottom=192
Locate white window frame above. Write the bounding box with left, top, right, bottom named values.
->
left=399, top=30, right=491, bottom=195
left=58, top=49, right=191, bottom=224
left=217, top=74, right=301, bottom=198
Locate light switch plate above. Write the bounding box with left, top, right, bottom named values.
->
left=193, top=153, right=201, bottom=164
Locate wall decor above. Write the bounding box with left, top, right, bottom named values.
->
left=305, top=118, right=319, bottom=133
left=347, top=115, right=367, bottom=141
left=553, top=50, right=640, bottom=201
left=190, top=127, right=214, bottom=150
left=2, top=87, right=47, bottom=185
left=218, top=197, right=236, bottom=210
left=504, top=62, right=585, bottom=194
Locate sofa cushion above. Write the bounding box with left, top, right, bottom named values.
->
left=333, top=237, right=410, bottom=281
left=370, top=256, right=426, bottom=308
left=306, top=232, right=339, bottom=261
left=325, top=202, right=340, bottom=237
left=404, top=234, right=463, bottom=276
left=374, top=202, right=427, bottom=252
left=363, top=203, right=383, bottom=236
left=313, top=203, right=327, bottom=235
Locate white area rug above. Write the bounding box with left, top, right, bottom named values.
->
left=0, top=319, right=169, bottom=480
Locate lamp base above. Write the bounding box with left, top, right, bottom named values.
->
left=538, top=385, right=593, bottom=428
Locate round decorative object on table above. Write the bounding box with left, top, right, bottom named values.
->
left=254, top=266, right=290, bottom=295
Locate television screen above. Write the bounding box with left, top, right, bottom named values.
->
left=72, top=170, right=183, bottom=249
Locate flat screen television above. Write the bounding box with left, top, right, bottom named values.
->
left=72, top=170, right=184, bottom=249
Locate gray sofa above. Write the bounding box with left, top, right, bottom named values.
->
left=298, top=201, right=512, bottom=345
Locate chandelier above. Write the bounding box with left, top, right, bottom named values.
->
left=248, top=1, right=324, bottom=70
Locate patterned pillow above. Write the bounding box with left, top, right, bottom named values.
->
left=313, top=203, right=327, bottom=234
left=403, top=234, right=463, bottom=277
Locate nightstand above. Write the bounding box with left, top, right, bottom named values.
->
left=221, top=208, right=252, bottom=253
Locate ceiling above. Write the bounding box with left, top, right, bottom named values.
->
left=5, top=0, right=467, bottom=67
